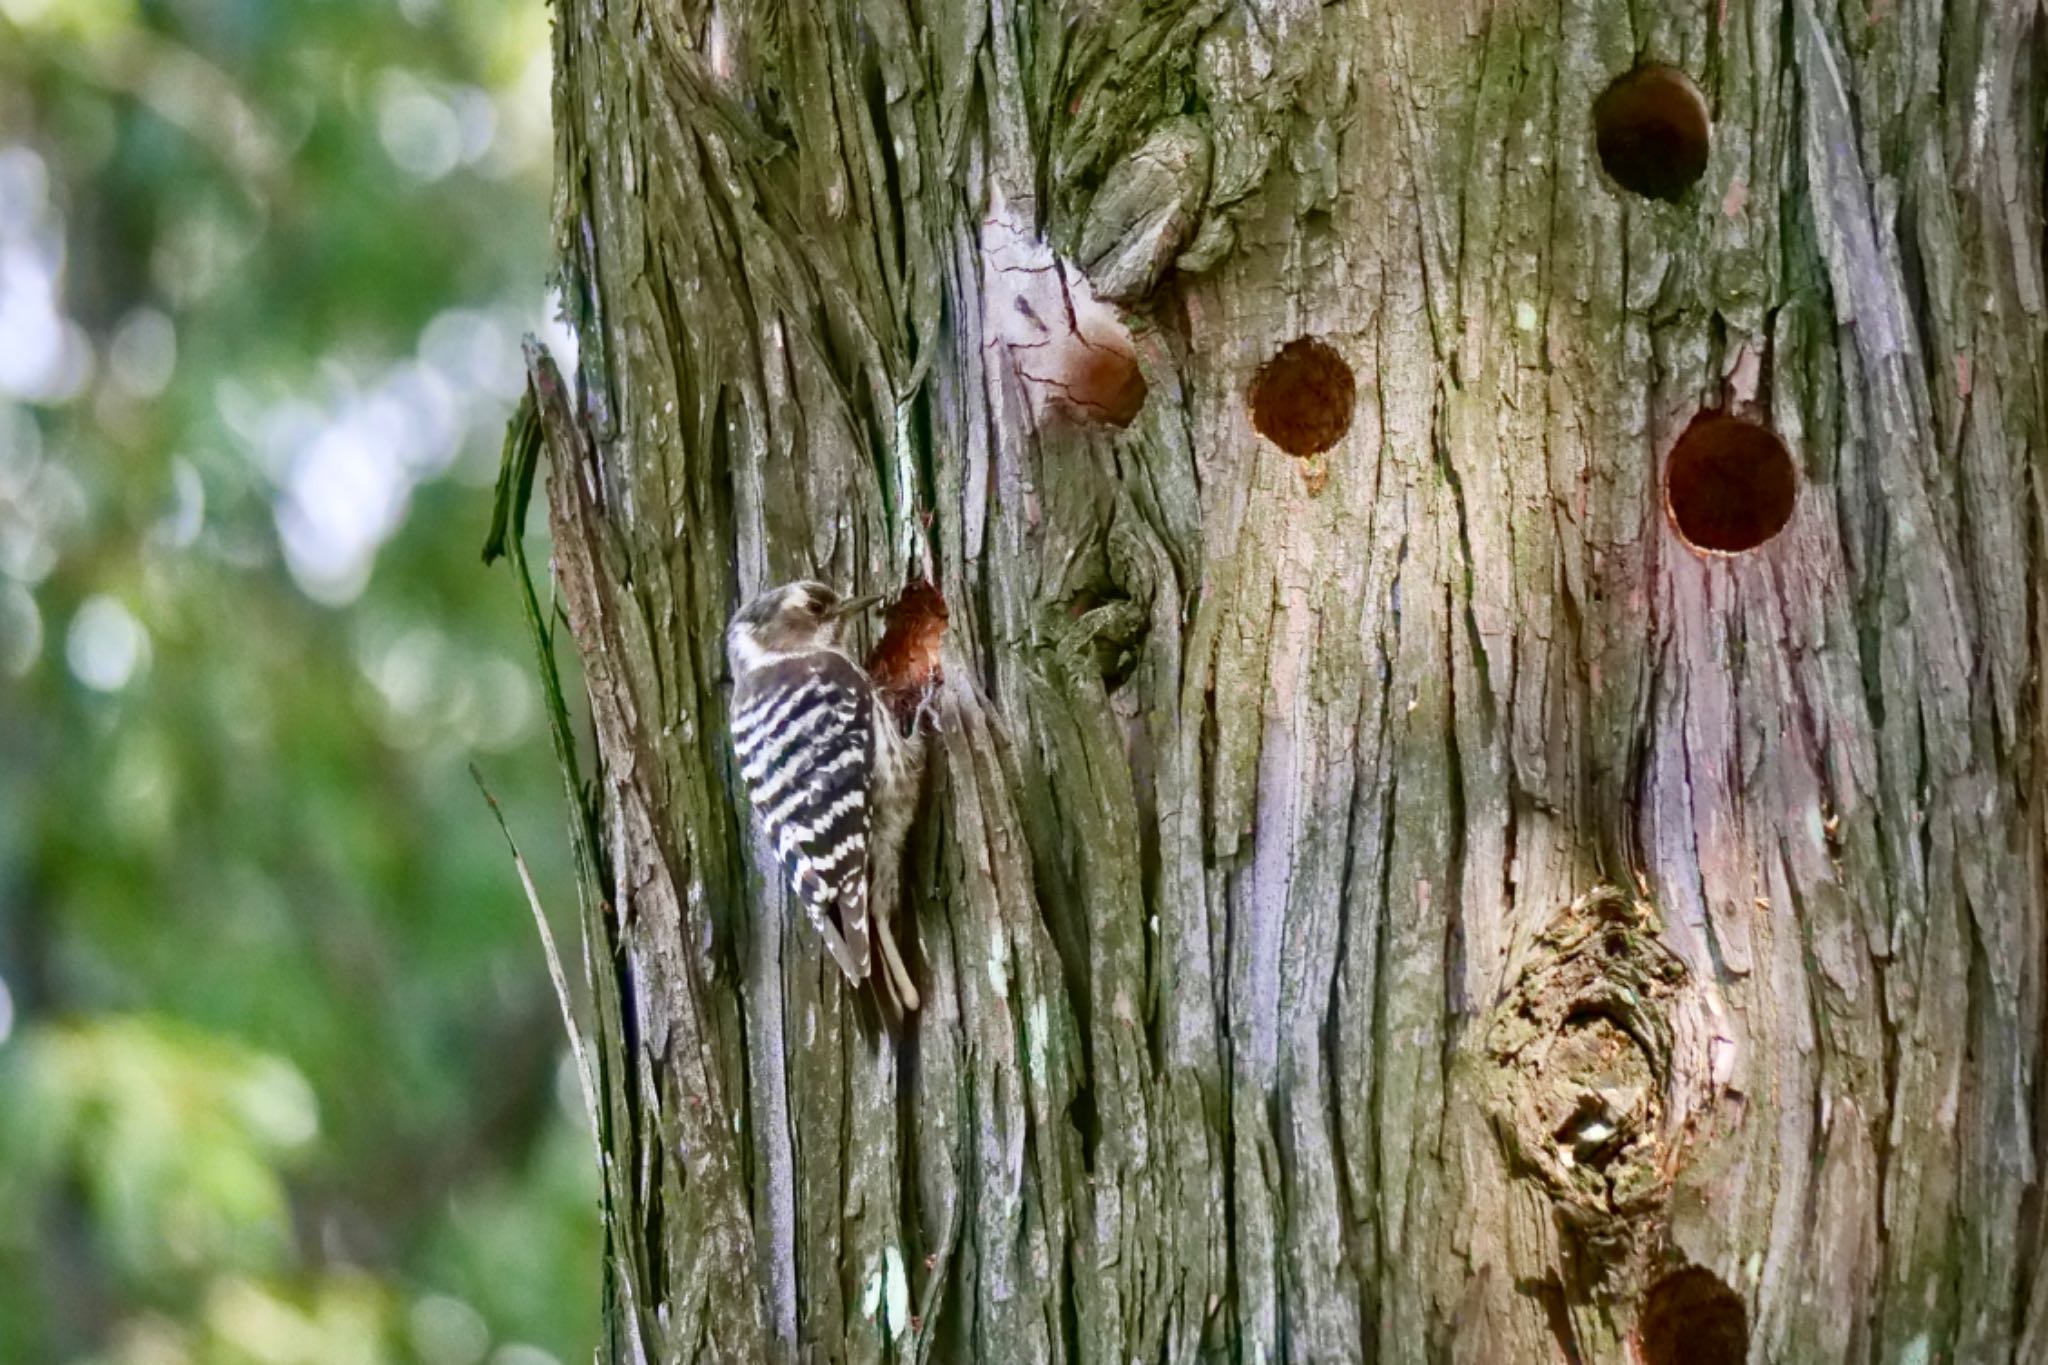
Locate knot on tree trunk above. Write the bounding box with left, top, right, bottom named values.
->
left=1486, top=887, right=1687, bottom=1261
left=1072, top=115, right=1212, bottom=304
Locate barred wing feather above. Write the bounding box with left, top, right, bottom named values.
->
left=730, top=651, right=873, bottom=978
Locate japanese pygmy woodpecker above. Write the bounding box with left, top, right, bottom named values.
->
left=726, top=581, right=922, bottom=1020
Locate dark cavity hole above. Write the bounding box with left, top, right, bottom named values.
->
left=1664, top=414, right=1797, bottom=554
left=1561, top=1003, right=1626, bottom=1032
left=1593, top=64, right=1711, bottom=203
left=1249, top=336, right=1354, bottom=458
left=1635, top=1268, right=1747, bottom=1365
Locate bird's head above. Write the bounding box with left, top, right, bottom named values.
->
left=726, top=580, right=880, bottom=674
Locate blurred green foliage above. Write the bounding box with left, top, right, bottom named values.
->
left=0, top=0, right=598, bottom=1361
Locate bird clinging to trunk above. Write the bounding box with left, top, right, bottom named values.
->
left=726, top=580, right=924, bottom=1025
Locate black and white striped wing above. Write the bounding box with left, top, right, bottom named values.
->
left=730, top=651, right=874, bottom=979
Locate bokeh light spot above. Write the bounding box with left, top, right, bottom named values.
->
left=0, top=145, right=50, bottom=237
left=66, top=594, right=149, bottom=691
left=109, top=307, right=179, bottom=399
left=0, top=582, right=42, bottom=676
left=411, top=1294, right=491, bottom=1365
left=379, top=74, right=466, bottom=182
left=235, top=1056, right=321, bottom=1149
left=491, top=1345, right=563, bottom=1365
left=157, top=457, right=206, bottom=548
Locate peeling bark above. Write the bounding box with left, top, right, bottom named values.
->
left=527, top=0, right=2048, bottom=1360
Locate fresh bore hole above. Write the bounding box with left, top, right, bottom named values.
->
left=1593, top=64, right=1711, bottom=203
left=1249, top=337, right=1354, bottom=458
left=1635, top=1268, right=1747, bottom=1365
left=865, top=581, right=947, bottom=730
left=1664, top=414, right=1797, bottom=554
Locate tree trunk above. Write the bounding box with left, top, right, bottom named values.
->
left=519, top=0, right=2048, bottom=1360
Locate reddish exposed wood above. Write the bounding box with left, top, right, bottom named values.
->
left=864, top=580, right=947, bottom=727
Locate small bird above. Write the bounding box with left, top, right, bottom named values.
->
left=726, top=580, right=923, bottom=1022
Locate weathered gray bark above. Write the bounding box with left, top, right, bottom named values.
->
left=519, top=0, right=2048, bottom=1360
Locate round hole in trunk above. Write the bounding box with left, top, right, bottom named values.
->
left=1594, top=64, right=1711, bottom=202
left=1635, top=1267, right=1747, bottom=1365
left=1664, top=413, right=1797, bottom=554
left=1248, top=337, right=1354, bottom=458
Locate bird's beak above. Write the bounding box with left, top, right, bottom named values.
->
left=829, top=592, right=885, bottom=620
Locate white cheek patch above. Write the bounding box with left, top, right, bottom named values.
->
left=980, top=186, right=1146, bottom=429
left=728, top=630, right=768, bottom=677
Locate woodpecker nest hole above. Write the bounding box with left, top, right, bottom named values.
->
left=1664, top=413, right=1797, bottom=554
left=1593, top=64, right=1711, bottom=203
left=1633, top=1267, right=1748, bottom=1365
left=1487, top=888, right=1687, bottom=1242
left=1249, top=337, right=1354, bottom=460
left=865, top=581, right=947, bottom=729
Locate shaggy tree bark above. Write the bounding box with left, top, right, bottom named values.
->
left=511, top=0, right=2047, bottom=1360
